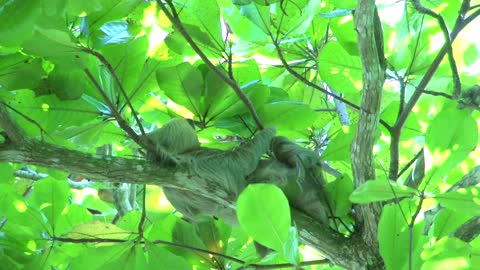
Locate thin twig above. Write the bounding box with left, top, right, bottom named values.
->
left=412, top=0, right=462, bottom=98
left=0, top=101, right=46, bottom=141
left=394, top=7, right=480, bottom=132
left=84, top=69, right=160, bottom=156
left=81, top=47, right=146, bottom=136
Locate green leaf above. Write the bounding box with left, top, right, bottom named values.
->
left=331, top=0, right=358, bottom=9
left=70, top=243, right=132, bottom=270
left=215, top=83, right=270, bottom=119
left=171, top=219, right=208, bottom=265
left=54, top=204, right=93, bottom=236
left=435, top=186, right=480, bottom=216
left=282, top=227, right=300, bottom=265
left=146, top=213, right=177, bottom=242
left=349, top=178, right=418, bottom=204
left=424, top=108, right=478, bottom=190
left=94, top=21, right=133, bottom=46
left=378, top=203, right=426, bottom=270
left=318, top=41, right=363, bottom=93
left=0, top=54, right=44, bottom=90
left=194, top=217, right=231, bottom=255
left=378, top=204, right=408, bottom=270
left=324, top=174, right=354, bottom=217
left=55, top=121, right=124, bottom=148
left=38, top=69, right=85, bottom=100
left=22, top=27, right=79, bottom=57
left=156, top=62, right=203, bottom=115
left=238, top=2, right=271, bottom=34
left=0, top=163, right=15, bottom=183
left=100, top=36, right=149, bottom=100
left=179, top=0, right=224, bottom=54
left=322, top=125, right=356, bottom=161
left=6, top=90, right=98, bottom=136
left=432, top=208, right=473, bottom=239
left=0, top=1, right=41, bottom=47
left=28, top=178, right=71, bottom=228
left=237, top=184, right=291, bottom=252
left=222, top=4, right=269, bottom=42
left=329, top=14, right=358, bottom=55
left=422, top=237, right=472, bottom=270
left=85, top=0, right=146, bottom=30
left=259, top=101, right=316, bottom=130
left=0, top=184, right=46, bottom=231
left=463, top=43, right=478, bottom=67
left=147, top=244, right=191, bottom=270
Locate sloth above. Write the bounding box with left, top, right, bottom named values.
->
left=146, top=118, right=329, bottom=225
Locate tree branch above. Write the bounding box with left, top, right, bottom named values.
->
left=0, top=101, right=26, bottom=143
left=394, top=3, right=480, bottom=132
left=412, top=0, right=462, bottom=98
left=81, top=48, right=146, bottom=136
left=351, top=1, right=385, bottom=260
left=0, top=137, right=370, bottom=268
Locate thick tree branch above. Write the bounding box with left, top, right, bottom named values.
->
left=351, top=1, right=386, bottom=261
left=0, top=138, right=369, bottom=268
left=388, top=2, right=478, bottom=180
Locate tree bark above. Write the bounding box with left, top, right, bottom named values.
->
left=351, top=0, right=386, bottom=266
left=0, top=138, right=379, bottom=269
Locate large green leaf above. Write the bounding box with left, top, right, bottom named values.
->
left=54, top=204, right=93, bottom=236
left=22, top=27, right=79, bottom=57
left=156, top=62, right=203, bottom=115
left=222, top=3, right=270, bottom=42
left=203, top=60, right=269, bottom=120
left=432, top=208, right=473, bottom=240
left=171, top=219, right=210, bottom=266
left=422, top=237, right=472, bottom=270
left=5, top=90, right=99, bottom=137
left=194, top=217, right=231, bottom=255
left=147, top=244, right=191, bottom=270
left=27, top=178, right=71, bottom=230
left=178, top=0, right=224, bottom=54
left=237, top=184, right=291, bottom=252
left=324, top=174, right=354, bottom=217
left=349, top=178, right=418, bottom=204
left=0, top=0, right=41, bottom=47
left=378, top=204, right=408, bottom=270
left=215, top=84, right=270, bottom=119
left=0, top=54, right=44, bottom=91
left=435, top=186, right=480, bottom=216
left=259, top=101, right=316, bottom=130
left=329, top=13, right=358, bottom=55
left=38, top=68, right=86, bottom=100
left=238, top=2, right=271, bottom=34
left=146, top=213, right=177, bottom=242
left=423, top=107, right=478, bottom=190
left=100, top=36, right=149, bottom=100
left=283, top=227, right=300, bottom=265
left=322, top=125, right=356, bottom=161
left=0, top=184, right=46, bottom=230
left=318, top=41, right=363, bottom=93
left=378, top=203, right=426, bottom=270
left=85, top=0, right=145, bottom=30
left=70, top=243, right=133, bottom=270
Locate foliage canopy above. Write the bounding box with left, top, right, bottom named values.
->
left=1, top=0, right=480, bottom=269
